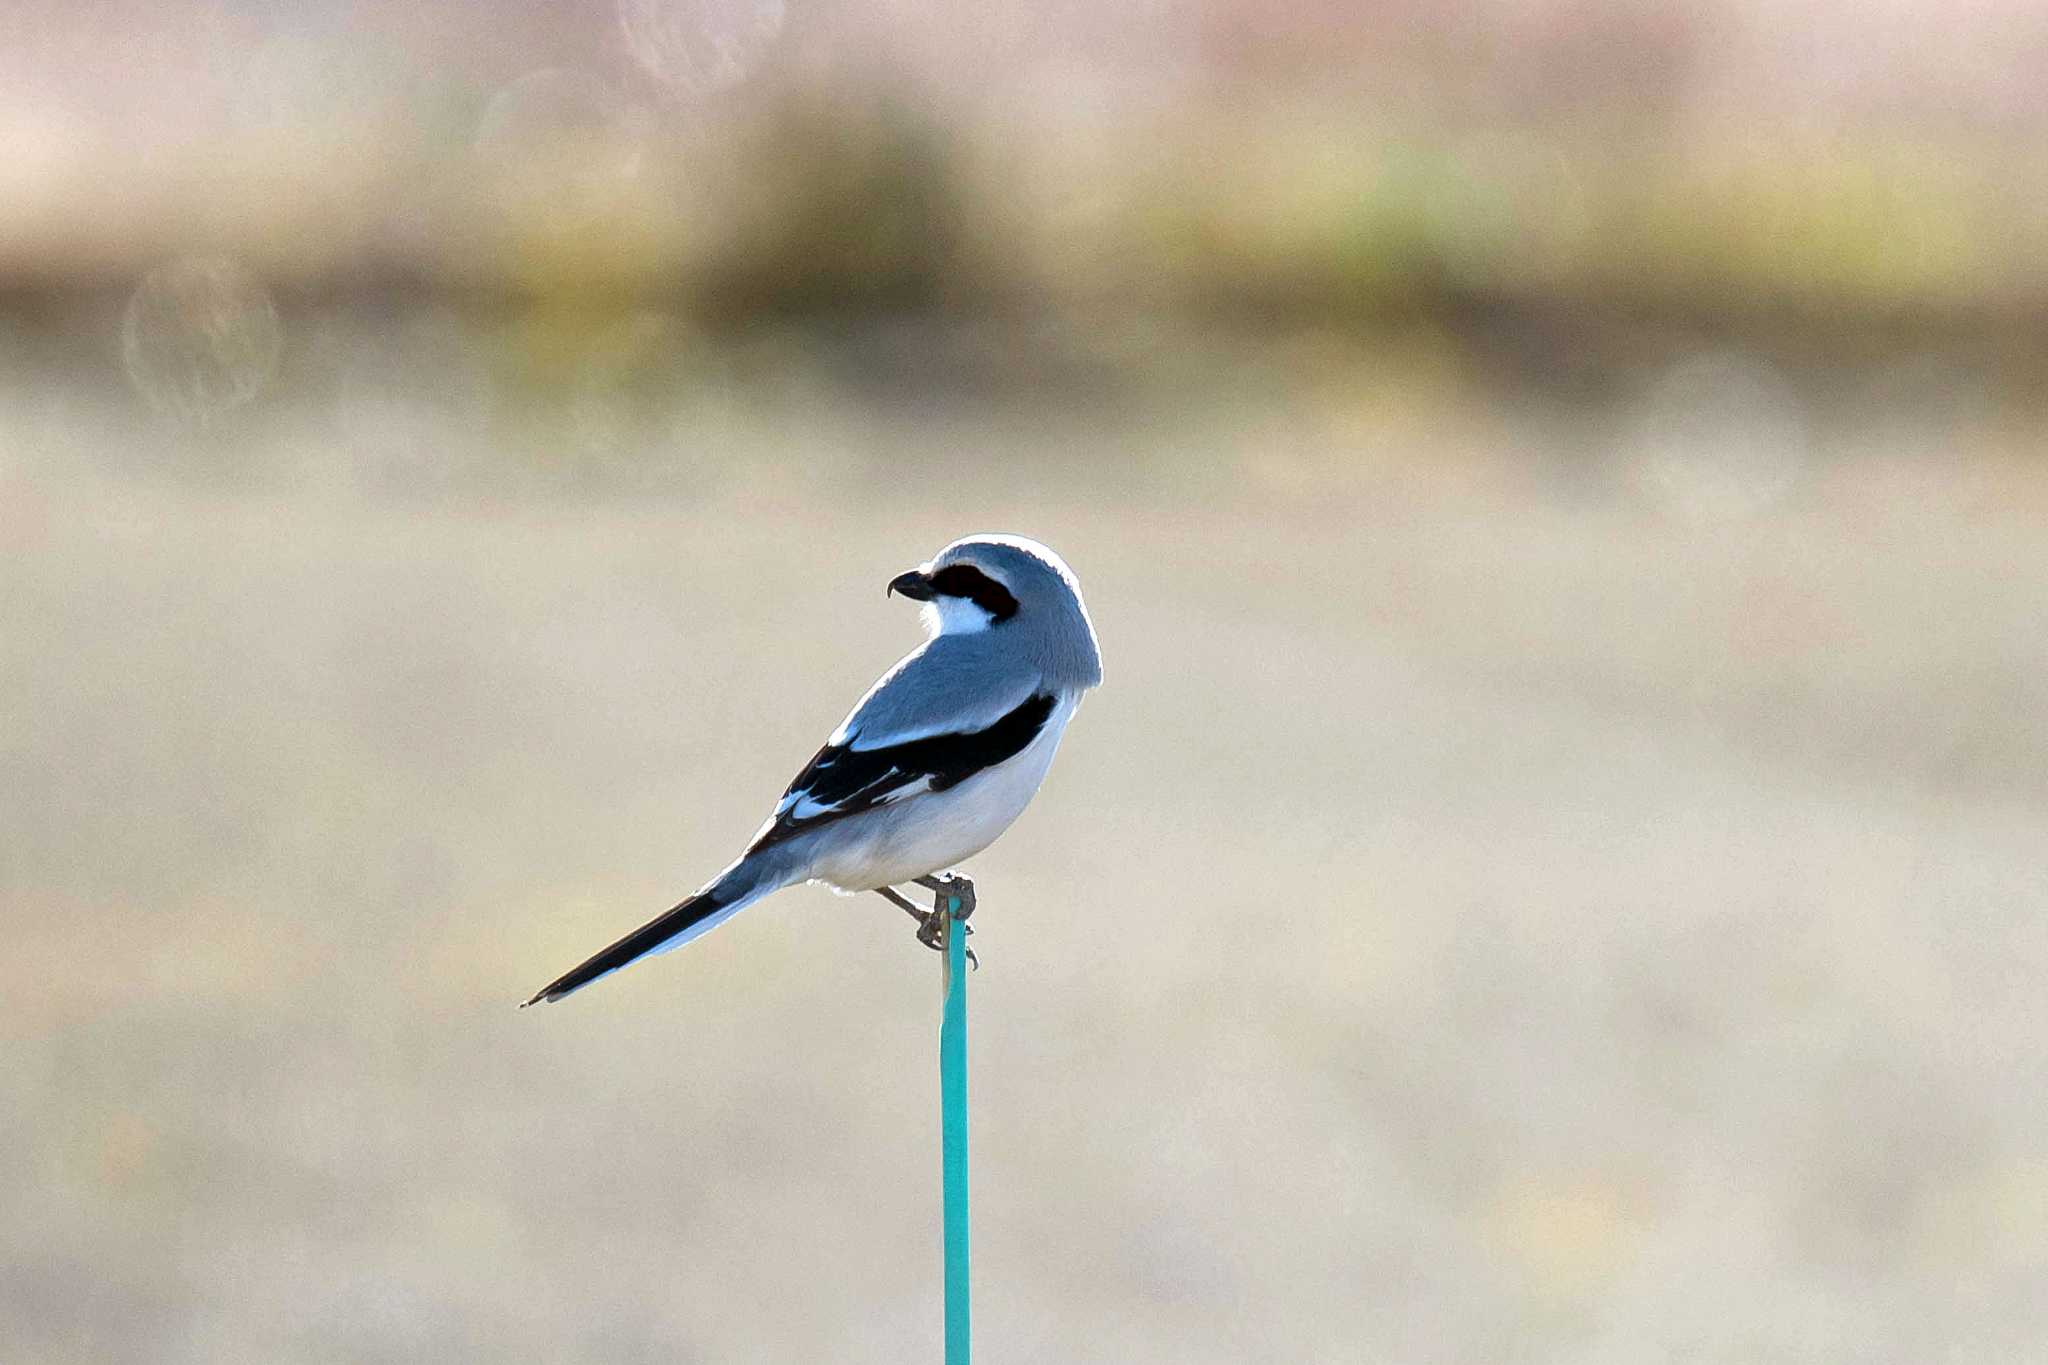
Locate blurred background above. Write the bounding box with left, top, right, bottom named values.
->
left=5, top=0, right=2047, bottom=1360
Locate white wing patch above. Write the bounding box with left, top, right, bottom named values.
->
left=788, top=773, right=932, bottom=821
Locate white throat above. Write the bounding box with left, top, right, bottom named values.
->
left=923, top=597, right=995, bottom=637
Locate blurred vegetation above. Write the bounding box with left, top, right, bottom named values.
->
left=43, top=91, right=2048, bottom=331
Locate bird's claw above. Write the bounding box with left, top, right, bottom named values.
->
left=916, top=917, right=974, bottom=947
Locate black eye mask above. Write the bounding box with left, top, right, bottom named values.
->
left=927, top=564, right=1019, bottom=622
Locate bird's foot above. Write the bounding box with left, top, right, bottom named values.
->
left=915, top=874, right=978, bottom=968
left=915, top=872, right=976, bottom=923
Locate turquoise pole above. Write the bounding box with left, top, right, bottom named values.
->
left=939, top=896, right=970, bottom=1364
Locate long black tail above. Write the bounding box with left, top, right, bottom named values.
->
left=521, top=885, right=737, bottom=1007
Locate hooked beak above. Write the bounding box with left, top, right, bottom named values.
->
left=888, top=568, right=935, bottom=601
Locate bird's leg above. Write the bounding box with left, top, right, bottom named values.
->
left=875, top=885, right=926, bottom=925
left=879, top=885, right=954, bottom=955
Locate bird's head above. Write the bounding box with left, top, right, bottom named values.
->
left=888, top=534, right=1102, bottom=685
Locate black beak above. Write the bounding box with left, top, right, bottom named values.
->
left=888, top=569, right=935, bottom=601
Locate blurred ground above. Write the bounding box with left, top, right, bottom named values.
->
left=4, top=315, right=2046, bottom=1361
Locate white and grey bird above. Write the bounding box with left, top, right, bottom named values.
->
left=522, top=534, right=1102, bottom=1006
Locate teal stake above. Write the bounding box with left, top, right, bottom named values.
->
left=939, top=893, right=970, bottom=1364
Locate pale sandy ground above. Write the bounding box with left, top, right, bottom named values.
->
left=5, top=346, right=2046, bottom=1362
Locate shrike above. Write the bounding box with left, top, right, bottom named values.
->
left=523, top=534, right=1102, bottom=1006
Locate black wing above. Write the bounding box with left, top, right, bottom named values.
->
left=751, top=691, right=1057, bottom=853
